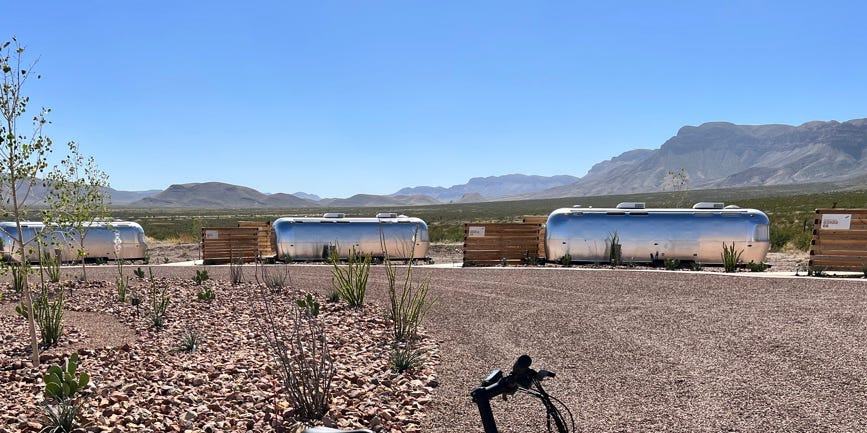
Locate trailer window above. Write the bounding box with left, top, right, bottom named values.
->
left=753, top=224, right=769, bottom=242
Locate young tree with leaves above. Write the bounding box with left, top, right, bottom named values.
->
left=0, top=37, right=51, bottom=367
left=661, top=168, right=690, bottom=207
left=44, top=141, right=110, bottom=282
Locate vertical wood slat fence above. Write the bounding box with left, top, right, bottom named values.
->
left=201, top=227, right=260, bottom=265
left=809, top=208, right=867, bottom=271
left=522, top=215, right=548, bottom=260
left=463, top=222, right=544, bottom=266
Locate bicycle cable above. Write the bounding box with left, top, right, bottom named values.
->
left=515, top=378, right=575, bottom=433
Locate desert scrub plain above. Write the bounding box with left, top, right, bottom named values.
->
left=3, top=257, right=867, bottom=432
left=113, top=186, right=867, bottom=247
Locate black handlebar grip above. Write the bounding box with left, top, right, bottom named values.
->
left=510, top=355, right=533, bottom=388
left=512, top=354, right=532, bottom=373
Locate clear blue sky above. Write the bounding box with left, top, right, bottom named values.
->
left=6, top=1, right=866, bottom=198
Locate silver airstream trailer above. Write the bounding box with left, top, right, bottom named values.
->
left=545, top=202, right=770, bottom=265
left=0, top=221, right=148, bottom=263
left=272, top=213, right=429, bottom=261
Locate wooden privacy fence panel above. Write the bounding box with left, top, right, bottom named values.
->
left=463, top=222, right=543, bottom=266
left=809, top=209, right=867, bottom=271
left=238, top=221, right=274, bottom=257
left=523, top=216, right=548, bottom=260
left=201, top=227, right=259, bottom=265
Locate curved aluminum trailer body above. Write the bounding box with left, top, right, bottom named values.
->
left=272, top=214, right=429, bottom=260
left=545, top=205, right=770, bottom=264
left=0, top=221, right=148, bottom=263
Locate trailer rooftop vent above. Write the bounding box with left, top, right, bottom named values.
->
left=376, top=212, right=398, bottom=218
left=616, top=202, right=645, bottom=209
left=322, top=213, right=345, bottom=218
left=572, top=204, right=582, bottom=208
left=724, top=204, right=741, bottom=209
left=692, top=202, right=725, bottom=209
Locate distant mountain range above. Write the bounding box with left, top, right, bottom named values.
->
left=531, top=118, right=867, bottom=198
left=108, top=117, right=867, bottom=208
left=392, top=174, right=580, bottom=202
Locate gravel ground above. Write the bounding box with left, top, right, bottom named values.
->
left=2, top=245, right=863, bottom=433
left=0, top=267, right=439, bottom=433
left=410, top=267, right=867, bottom=433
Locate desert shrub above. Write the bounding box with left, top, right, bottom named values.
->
left=746, top=261, right=769, bottom=272
left=133, top=267, right=145, bottom=279
left=428, top=222, right=463, bottom=243
left=178, top=330, right=202, bottom=353
left=41, top=252, right=61, bottom=283
left=721, top=242, right=743, bottom=273
left=663, top=258, right=680, bottom=270
left=690, top=261, right=704, bottom=271
left=42, top=403, right=81, bottom=433
left=389, top=344, right=423, bottom=373
left=770, top=226, right=813, bottom=252
left=329, top=247, right=370, bottom=309
left=297, top=292, right=320, bottom=317
left=42, top=352, right=90, bottom=432
left=558, top=254, right=572, bottom=267
left=192, top=269, right=209, bottom=285
left=808, top=266, right=827, bottom=277
left=260, top=262, right=290, bottom=292
left=15, top=297, right=32, bottom=319
left=116, top=276, right=128, bottom=303
left=522, top=253, right=543, bottom=266
left=38, top=291, right=65, bottom=347
left=10, top=262, right=29, bottom=293
left=606, top=231, right=622, bottom=266
left=16, top=288, right=64, bottom=347
left=196, top=286, right=215, bottom=302
left=254, top=290, right=334, bottom=421
left=147, top=268, right=170, bottom=329
left=385, top=257, right=433, bottom=342
left=229, top=259, right=244, bottom=285
left=115, top=259, right=129, bottom=303
left=325, top=289, right=340, bottom=303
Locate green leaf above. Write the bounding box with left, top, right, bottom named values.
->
left=78, top=372, right=90, bottom=388
left=45, top=382, right=62, bottom=400
left=47, top=365, right=62, bottom=378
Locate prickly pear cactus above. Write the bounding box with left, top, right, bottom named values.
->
left=296, top=292, right=320, bottom=317
left=44, top=352, right=90, bottom=402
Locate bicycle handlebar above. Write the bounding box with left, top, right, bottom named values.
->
left=471, top=354, right=572, bottom=433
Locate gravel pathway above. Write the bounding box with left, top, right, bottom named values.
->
left=409, top=267, right=867, bottom=433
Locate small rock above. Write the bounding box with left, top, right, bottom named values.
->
left=110, top=391, right=130, bottom=403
